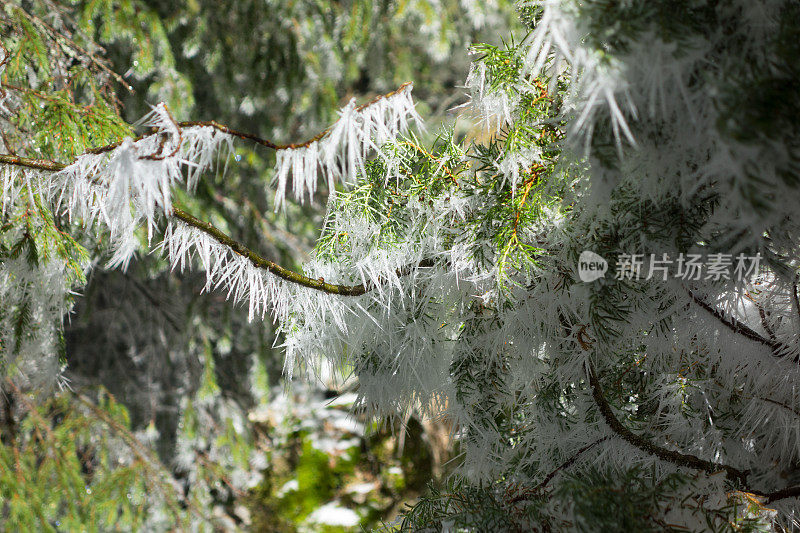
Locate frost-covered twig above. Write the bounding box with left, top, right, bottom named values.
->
left=172, top=207, right=376, bottom=296
left=0, top=81, right=424, bottom=305
left=180, top=82, right=416, bottom=150
left=587, top=364, right=749, bottom=484
left=685, top=287, right=795, bottom=361
left=754, top=485, right=800, bottom=505
left=0, top=154, right=65, bottom=171
left=0, top=153, right=398, bottom=297
left=506, top=436, right=611, bottom=504
left=3, top=81, right=420, bottom=217
left=269, top=82, right=420, bottom=207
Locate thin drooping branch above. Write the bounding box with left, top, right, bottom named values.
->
left=505, top=436, right=610, bottom=503
left=685, top=287, right=794, bottom=361
left=172, top=207, right=375, bottom=296
left=590, top=363, right=800, bottom=502
left=0, top=153, right=434, bottom=296
left=587, top=363, right=750, bottom=485
left=7, top=82, right=414, bottom=159
left=710, top=377, right=800, bottom=420
left=535, top=437, right=610, bottom=490
left=756, top=395, right=800, bottom=419
left=503, top=437, right=609, bottom=505
left=180, top=81, right=413, bottom=151
left=757, top=304, right=777, bottom=342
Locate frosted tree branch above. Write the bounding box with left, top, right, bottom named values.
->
left=0, top=83, right=427, bottom=303
left=685, top=287, right=796, bottom=362
left=0, top=153, right=432, bottom=296
left=172, top=207, right=434, bottom=296
left=589, top=362, right=800, bottom=502
left=587, top=363, right=749, bottom=483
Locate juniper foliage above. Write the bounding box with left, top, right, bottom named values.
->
left=1, top=0, right=800, bottom=531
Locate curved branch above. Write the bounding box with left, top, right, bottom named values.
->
left=685, top=287, right=795, bottom=361
left=5, top=82, right=414, bottom=159
left=587, top=363, right=749, bottom=484
left=758, top=485, right=800, bottom=504
left=0, top=153, right=433, bottom=296
left=171, top=207, right=374, bottom=295
left=173, top=207, right=434, bottom=296
left=179, top=81, right=413, bottom=151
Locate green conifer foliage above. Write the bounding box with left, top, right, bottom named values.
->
left=2, top=0, right=799, bottom=531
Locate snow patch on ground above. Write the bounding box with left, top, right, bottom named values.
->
left=306, top=501, right=360, bottom=527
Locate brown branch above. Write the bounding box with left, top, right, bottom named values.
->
left=172, top=207, right=433, bottom=296
left=506, top=436, right=612, bottom=504
left=0, top=130, right=17, bottom=156
left=176, top=119, right=281, bottom=150
left=757, top=304, right=777, bottom=342
left=563, top=312, right=800, bottom=501
left=757, top=395, right=800, bottom=419
left=0, top=152, right=434, bottom=296
left=685, top=287, right=794, bottom=361
left=756, top=485, right=800, bottom=504
left=0, top=386, right=16, bottom=445
left=0, top=153, right=66, bottom=171
left=536, top=437, right=610, bottom=490
left=141, top=105, right=183, bottom=161
left=590, top=363, right=800, bottom=502
left=178, top=81, right=413, bottom=151
left=587, top=363, right=749, bottom=485
left=576, top=327, right=800, bottom=503
left=2, top=82, right=412, bottom=161
left=172, top=207, right=372, bottom=295
left=710, top=377, right=800, bottom=419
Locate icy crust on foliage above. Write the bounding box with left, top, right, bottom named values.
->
left=49, top=105, right=232, bottom=270
left=272, top=83, right=421, bottom=207
left=266, top=1, right=799, bottom=528
left=0, top=250, right=71, bottom=389
left=0, top=167, right=81, bottom=387
left=159, top=187, right=490, bottom=402
left=465, top=61, right=521, bottom=132
left=520, top=0, right=799, bottom=250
